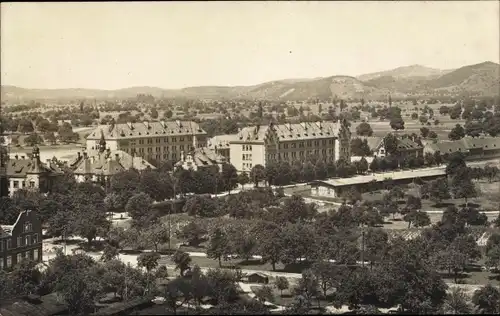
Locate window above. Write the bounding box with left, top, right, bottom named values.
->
left=17, top=253, right=22, bottom=263
left=0, top=259, right=3, bottom=270
left=17, top=236, right=22, bottom=247
left=0, top=240, right=2, bottom=251
left=29, top=181, right=35, bottom=188
left=7, top=256, right=11, bottom=268
left=34, top=250, right=39, bottom=261
left=29, top=250, right=34, bottom=260
left=6, top=239, right=11, bottom=250
left=25, top=235, right=30, bottom=246
left=24, top=222, right=32, bottom=232
left=172, top=137, right=177, bottom=142
left=21, top=251, right=26, bottom=258
left=13, top=181, right=19, bottom=188
left=22, top=181, right=26, bottom=187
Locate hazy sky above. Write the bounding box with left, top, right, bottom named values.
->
left=1, top=1, right=499, bottom=90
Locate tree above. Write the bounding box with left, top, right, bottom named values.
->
left=125, top=192, right=156, bottom=227
left=442, top=287, right=472, bottom=314
left=182, top=195, right=219, bottom=217
left=351, top=138, right=372, bottom=156
left=254, top=285, right=274, bottom=303
left=446, top=152, right=467, bottom=176
left=207, top=228, right=231, bottom=267
left=56, top=269, right=102, bottom=315
left=150, top=108, right=158, bottom=119
left=411, top=112, right=418, bottom=120
left=355, top=157, right=369, bottom=174
left=383, top=133, right=399, bottom=156
left=429, top=178, right=451, bottom=205
left=221, top=163, right=238, bottom=192
left=17, top=119, right=34, bottom=133
left=258, top=225, right=283, bottom=271
left=237, top=172, right=250, bottom=188
left=137, top=252, right=161, bottom=272
left=390, top=117, right=405, bottom=131
left=275, top=276, right=289, bottom=297
left=176, top=221, right=207, bottom=247
left=250, top=165, right=266, bottom=187
left=365, top=228, right=389, bottom=269
left=101, top=244, right=120, bottom=262
left=369, top=157, right=380, bottom=172
left=9, top=259, right=43, bottom=296
left=472, top=284, right=500, bottom=314
left=24, top=133, right=43, bottom=146
left=293, top=269, right=321, bottom=307
left=164, top=110, right=173, bottom=119
left=341, top=187, right=362, bottom=204
left=43, top=132, right=57, bottom=145
left=172, top=250, right=192, bottom=276
left=142, top=223, right=169, bottom=252
left=419, top=115, right=429, bottom=125
left=310, top=261, right=340, bottom=298
left=72, top=201, right=110, bottom=247
left=465, top=120, right=483, bottom=137
left=356, top=122, right=373, bottom=136
left=451, top=173, right=477, bottom=206
left=404, top=210, right=430, bottom=228
left=448, top=124, right=466, bottom=141
left=420, top=127, right=430, bottom=138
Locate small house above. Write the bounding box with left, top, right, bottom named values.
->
left=246, top=272, right=270, bottom=284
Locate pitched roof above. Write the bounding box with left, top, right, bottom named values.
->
left=311, top=168, right=446, bottom=188
left=6, top=157, right=63, bottom=178
left=71, top=150, right=154, bottom=175
left=361, top=136, right=384, bottom=151
left=397, top=138, right=423, bottom=151
left=208, top=134, right=239, bottom=149
left=236, top=121, right=342, bottom=143
left=86, top=120, right=206, bottom=140
left=176, top=147, right=226, bottom=169
left=428, top=136, right=500, bottom=154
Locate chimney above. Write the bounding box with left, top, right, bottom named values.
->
left=160, top=120, right=166, bottom=128
left=176, top=120, right=182, bottom=128
left=83, top=152, right=88, bottom=159
left=287, top=123, right=292, bottom=131
left=77, top=152, right=81, bottom=159
left=127, top=122, right=133, bottom=130
left=301, top=122, right=307, bottom=130
left=15, top=154, right=18, bottom=160
left=145, top=121, right=150, bottom=129
left=115, top=153, right=120, bottom=162
left=21, top=155, right=25, bottom=160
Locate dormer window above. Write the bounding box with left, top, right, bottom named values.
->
left=24, top=222, right=32, bottom=232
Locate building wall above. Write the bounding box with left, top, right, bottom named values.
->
left=1, top=211, right=43, bottom=270
left=311, top=185, right=338, bottom=198
left=86, top=135, right=207, bottom=163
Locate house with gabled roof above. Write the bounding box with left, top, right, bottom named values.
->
left=6, top=146, right=63, bottom=196
left=69, top=131, right=154, bottom=183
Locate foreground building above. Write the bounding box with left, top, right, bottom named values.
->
left=6, top=146, right=63, bottom=196
left=69, top=133, right=154, bottom=183
left=310, top=168, right=446, bottom=198
left=229, top=120, right=351, bottom=173
left=0, top=210, right=43, bottom=270
left=86, top=120, right=208, bottom=163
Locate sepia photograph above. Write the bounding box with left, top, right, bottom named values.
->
left=0, top=1, right=499, bottom=314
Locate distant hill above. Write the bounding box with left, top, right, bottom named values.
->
left=357, top=64, right=454, bottom=81
left=2, top=61, right=498, bottom=101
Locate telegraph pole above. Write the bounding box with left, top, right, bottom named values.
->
left=361, top=230, right=365, bottom=268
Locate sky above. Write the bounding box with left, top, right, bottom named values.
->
left=1, top=1, right=499, bottom=90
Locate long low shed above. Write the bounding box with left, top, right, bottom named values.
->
left=310, top=168, right=447, bottom=198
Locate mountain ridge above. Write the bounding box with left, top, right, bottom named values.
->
left=2, top=61, right=499, bottom=101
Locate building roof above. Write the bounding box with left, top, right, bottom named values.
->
left=207, top=134, right=239, bottom=149
left=86, top=120, right=206, bottom=140
left=1, top=210, right=39, bottom=233
left=176, top=147, right=225, bottom=169
left=311, top=168, right=446, bottom=188
left=6, top=154, right=63, bottom=178
left=235, top=121, right=343, bottom=143
left=70, top=149, right=154, bottom=176
left=426, top=136, right=500, bottom=154
left=362, top=136, right=384, bottom=151
left=397, top=138, right=423, bottom=151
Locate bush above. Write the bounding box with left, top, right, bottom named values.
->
left=151, top=198, right=186, bottom=216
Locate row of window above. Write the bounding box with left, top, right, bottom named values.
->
left=0, top=233, right=39, bottom=251
left=267, top=149, right=334, bottom=160
left=242, top=154, right=252, bottom=161
left=11, top=180, right=36, bottom=189
left=242, top=163, right=253, bottom=170
left=0, top=249, right=40, bottom=269
left=243, top=145, right=252, bottom=151
left=279, top=139, right=335, bottom=149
